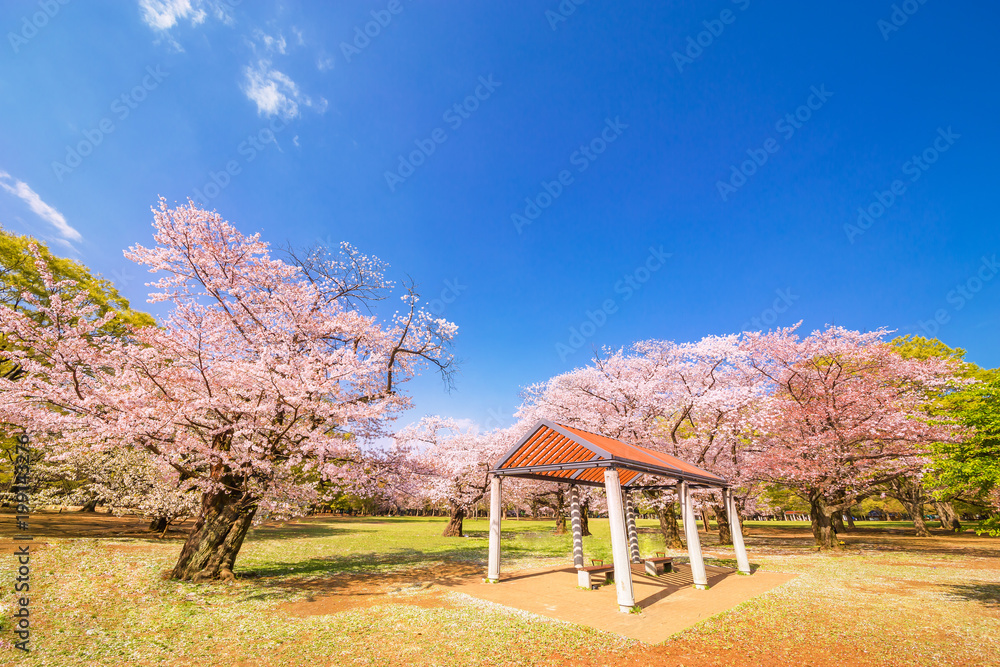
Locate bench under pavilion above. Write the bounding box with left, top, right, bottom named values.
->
left=485, top=419, right=752, bottom=613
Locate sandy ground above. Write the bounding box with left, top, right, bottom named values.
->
left=450, top=563, right=798, bottom=643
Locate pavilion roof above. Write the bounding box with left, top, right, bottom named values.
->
left=490, top=419, right=727, bottom=488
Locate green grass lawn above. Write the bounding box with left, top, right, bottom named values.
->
left=1, top=515, right=998, bottom=666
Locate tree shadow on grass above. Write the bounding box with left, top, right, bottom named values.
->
left=239, top=533, right=573, bottom=582
left=241, top=545, right=487, bottom=578
left=241, top=547, right=488, bottom=594
left=943, top=583, right=1000, bottom=607
left=246, top=522, right=362, bottom=542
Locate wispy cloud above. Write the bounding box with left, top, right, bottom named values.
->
left=251, top=28, right=287, bottom=54
left=0, top=171, right=82, bottom=243
left=241, top=59, right=326, bottom=120
left=317, top=52, right=335, bottom=72
left=137, top=0, right=236, bottom=49
left=138, top=0, right=207, bottom=31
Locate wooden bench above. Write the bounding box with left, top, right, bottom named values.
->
left=577, top=564, right=615, bottom=589
left=644, top=556, right=673, bottom=576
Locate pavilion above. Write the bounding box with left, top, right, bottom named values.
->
left=486, top=419, right=752, bottom=613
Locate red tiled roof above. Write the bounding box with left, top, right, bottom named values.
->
left=492, top=420, right=726, bottom=487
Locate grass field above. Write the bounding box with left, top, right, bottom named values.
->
left=1, top=514, right=998, bottom=666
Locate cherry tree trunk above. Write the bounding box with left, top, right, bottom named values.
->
left=846, top=512, right=856, bottom=530
left=934, top=501, right=961, bottom=532
left=80, top=497, right=99, bottom=513
left=553, top=489, right=567, bottom=534
left=833, top=512, right=846, bottom=534
left=809, top=495, right=841, bottom=550
left=170, top=489, right=257, bottom=581
left=148, top=516, right=168, bottom=534
left=580, top=501, right=591, bottom=537
left=908, top=501, right=931, bottom=537
left=442, top=505, right=465, bottom=537
left=657, top=501, right=683, bottom=548
left=712, top=502, right=732, bottom=545
left=700, top=507, right=712, bottom=533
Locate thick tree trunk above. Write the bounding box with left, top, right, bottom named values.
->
left=170, top=488, right=257, bottom=581
left=809, top=495, right=841, bottom=550
left=887, top=478, right=932, bottom=537
left=580, top=499, right=592, bottom=536
left=148, top=516, right=168, bottom=534
left=935, top=501, right=962, bottom=533
left=846, top=511, right=856, bottom=531
left=554, top=489, right=567, bottom=534
left=833, top=512, right=846, bottom=534
left=79, top=497, right=99, bottom=513
left=712, top=501, right=732, bottom=545
left=442, top=504, right=464, bottom=537
left=909, top=501, right=931, bottom=537
left=657, top=501, right=684, bottom=548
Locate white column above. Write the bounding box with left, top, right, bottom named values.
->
left=681, top=481, right=709, bottom=589
left=569, top=484, right=584, bottom=569
left=624, top=490, right=641, bottom=563
left=487, top=475, right=502, bottom=582
left=604, top=468, right=635, bottom=612
left=726, top=488, right=751, bottom=575
left=676, top=481, right=688, bottom=550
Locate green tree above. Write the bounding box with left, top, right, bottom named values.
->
left=891, top=335, right=1000, bottom=533
left=0, top=229, right=155, bottom=504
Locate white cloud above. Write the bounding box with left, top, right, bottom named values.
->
left=292, top=26, right=305, bottom=47
left=317, top=53, right=335, bottom=72
left=251, top=29, right=287, bottom=54
left=241, top=59, right=325, bottom=120
left=138, top=0, right=207, bottom=31
left=0, top=171, right=82, bottom=243
left=292, top=135, right=300, bottom=147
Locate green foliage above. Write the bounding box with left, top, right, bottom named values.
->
left=890, top=335, right=968, bottom=364
left=761, top=484, right=810, bottom=512
left=0, top=228, right=155, bottom=330
left=891, top=336, right=1000, bottom=512
left=976, top=516, right=1000, bottom=537
left=937, top=379, right=1000, bottom=500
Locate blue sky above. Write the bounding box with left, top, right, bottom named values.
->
left=2, top=1, right=999, bottom=430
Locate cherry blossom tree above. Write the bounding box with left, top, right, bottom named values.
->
left=78, top=450, right=200, bottom=534
left=518, top=335, right=762, bottom=546
left=741, top=325, right=961, bottom=549
left=0, top=200, right=456, bottom=580
left=394, top=417, right=516, bottom=536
